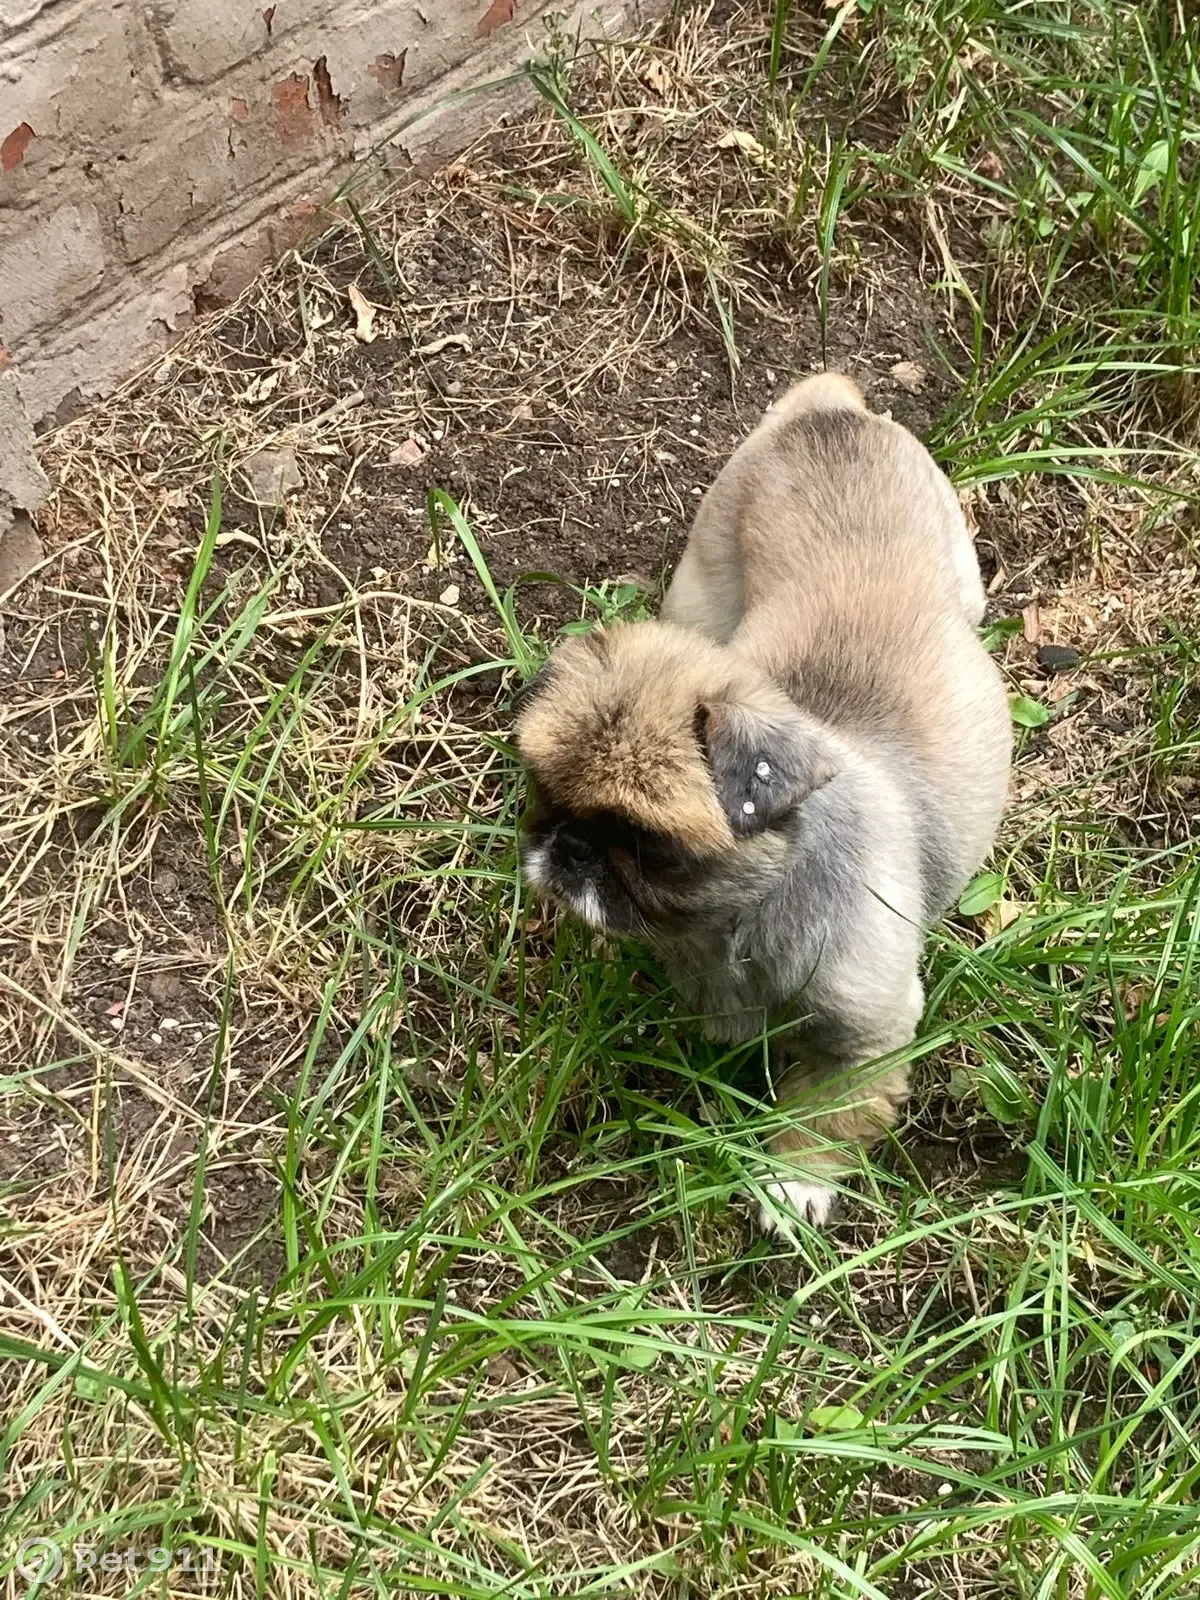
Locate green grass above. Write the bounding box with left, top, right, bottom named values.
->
left=4, top=2, right=1200, bottom=1597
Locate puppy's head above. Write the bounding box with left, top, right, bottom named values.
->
left=514, top=621, right=839, bottom=935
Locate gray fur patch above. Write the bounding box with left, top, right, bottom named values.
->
left=656, top=774, right=868, bottom=1052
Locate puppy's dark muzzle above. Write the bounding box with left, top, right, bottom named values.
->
left=549, top=823, right=596, bottom=876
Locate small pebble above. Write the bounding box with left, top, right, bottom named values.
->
left=148, top=972, right=182, bottom=1004
left=742, top=800, right=756, bottom=816
left=161, top=1018, right=179, bottom=1031
left=755, top=760, right=771, bottom=779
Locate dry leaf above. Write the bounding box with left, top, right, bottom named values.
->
left=388, top=438, right=426, bottom=468
left=348, top=283, right=377, bottom=343
left=641, top=57, right=671, bottom=96
left=1022, top=601, right=1041, bottom=644
left=1120, top=982, right=1149, bottom=1020
left=239, top=368, right=281, bottom=404
left=1046, top=677, right=1079, bottom=704
left=511, top=401, right=534, bottom=423
left=486, top=1354, right=520, bottom=1385
left=439, top=583, right=461, bottom=607
left=716, top=128, right=767, bottom=165
left=417, top=332, right=471, bottom=357
left=890, top=360, right=928, bottom=393
left=982, top=898, right=1023, bottom=937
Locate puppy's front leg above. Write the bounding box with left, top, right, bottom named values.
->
left=757, top=987, right=921, bottom=1234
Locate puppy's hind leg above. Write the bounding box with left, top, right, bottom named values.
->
left=928, top=465, right=987, bottom=626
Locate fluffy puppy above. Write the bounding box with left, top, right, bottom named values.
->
left=515, top=373, right=1011, bottom=1229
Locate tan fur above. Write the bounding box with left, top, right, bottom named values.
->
left=515, top=373, right=1012, bottom=1229
left=516, top=623, right=820, bottom=857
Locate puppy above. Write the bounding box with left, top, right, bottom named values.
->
left=515, top=374, right=1011, bottom=1229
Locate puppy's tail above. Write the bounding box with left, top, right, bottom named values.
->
left=765, top=372, right=866, bottom=428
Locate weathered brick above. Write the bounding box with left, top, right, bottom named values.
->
left=262, top=0, right=486, bottom=133
left=0, top=201, right=106, bottom=345
left=147, top=0, right=273, bottom=85
left=144, top=0, right=428, bottom=86
left=3, top=0, right=660, bottom=424
left=0, top=1, right=160, bottom=167
left=112, top=120, right=234, bottom=264
left=193, top=234, right=272, bottom=310
left=192, top=195, right=323, bottom=308
left=109, top=87, right=343, bottom=264
left=0, top=369, right=49, bottom=519
left=0, top=0, right=68, bottom=23
left=16, top=262, right=194, bottom=422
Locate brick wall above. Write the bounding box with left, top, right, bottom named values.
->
left=0, top=0, right=659, bottom=424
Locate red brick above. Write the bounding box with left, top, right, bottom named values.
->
left=368, top=52, right=407, bottom=93
left=193, top=234, right=272, bottom=309
left=478, top=0, right=514, bottom=36
left=2, top=124, right=36, bottom=173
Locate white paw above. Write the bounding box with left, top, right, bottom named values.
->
left=757, top=1179, right=836, bottom=1236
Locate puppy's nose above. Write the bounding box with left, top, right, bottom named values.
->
left=553, top=823, right=594, bottom=873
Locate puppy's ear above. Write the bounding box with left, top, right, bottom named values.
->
left=697, top=700, right=839, bottom=836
